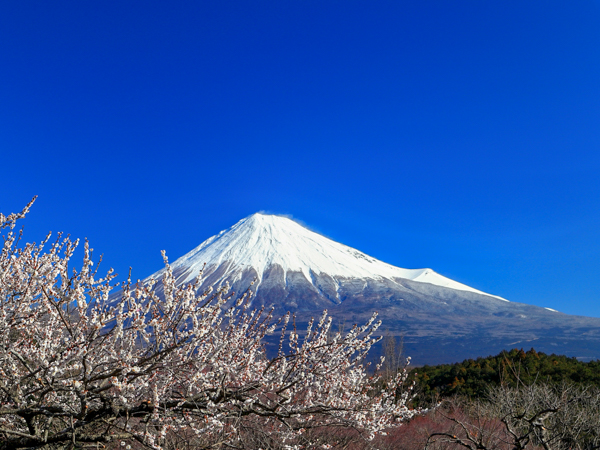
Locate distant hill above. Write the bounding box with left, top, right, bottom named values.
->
left=410, top=348, right=600, bottom=400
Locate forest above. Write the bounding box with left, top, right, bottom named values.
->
left=410, top=347, right=600, bottom=401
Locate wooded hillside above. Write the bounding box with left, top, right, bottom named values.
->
left=410, top=347, right=600, bottom=400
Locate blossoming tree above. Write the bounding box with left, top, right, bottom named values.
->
left=0, top=199, right=418, bottom=449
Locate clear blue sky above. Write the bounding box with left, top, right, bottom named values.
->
left=2, top=1, right=599, bottom=317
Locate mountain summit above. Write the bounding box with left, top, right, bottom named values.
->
left=146, top=213, right=600, bottom=364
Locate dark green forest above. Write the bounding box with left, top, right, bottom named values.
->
left=409, top=348, right=600, bottom=400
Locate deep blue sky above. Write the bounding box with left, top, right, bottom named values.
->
left=2, top=1, right=599, bottom=317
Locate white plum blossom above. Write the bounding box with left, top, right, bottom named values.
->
left=0, top=198, right=420, bottom=449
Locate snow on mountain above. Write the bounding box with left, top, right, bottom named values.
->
left=154, top=213, right=505, bottom=300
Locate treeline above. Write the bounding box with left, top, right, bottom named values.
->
left=410, top=347, right=600, bottom=399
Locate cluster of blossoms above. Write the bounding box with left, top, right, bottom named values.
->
left=0, top=199, right=420, bottom=449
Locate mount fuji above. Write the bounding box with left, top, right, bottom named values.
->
left=145, top=213, right=600, bottom=364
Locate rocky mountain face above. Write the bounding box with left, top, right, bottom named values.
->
left=145, top=213, right=600, bottom=365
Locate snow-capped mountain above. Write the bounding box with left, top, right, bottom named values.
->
left=145, top=213, right=600, bottom=364
left=157, top=213, right=504, bottom=300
